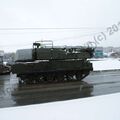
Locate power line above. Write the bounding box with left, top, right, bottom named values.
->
left=0, top=30, right=107, bottom=47
left=0, top=44, right=31, bottom=47
left=0, top=27, right=105, bottom=31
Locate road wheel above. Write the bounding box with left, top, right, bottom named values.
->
left=76, top=73, right=82, bottom=81
left=54, top=73, right=64, bottom=83
left=45, top=73, right=55, bottom=83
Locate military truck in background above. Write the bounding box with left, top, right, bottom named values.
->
left=11, top=40, right=94, bottom=84
left=0, top=55, right=11, bottom=75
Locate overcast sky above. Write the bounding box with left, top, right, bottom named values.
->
left=0, top=0, right=120, bottom=52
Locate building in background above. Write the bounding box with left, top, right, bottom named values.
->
left=94, top=47, right=103, bottom=58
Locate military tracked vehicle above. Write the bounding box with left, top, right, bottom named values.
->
left=11, top=41, right=94, bottom=84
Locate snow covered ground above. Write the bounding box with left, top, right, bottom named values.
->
left=0, top=93, right=120, bottom=120
left=90, top=58, right=120, bottom=71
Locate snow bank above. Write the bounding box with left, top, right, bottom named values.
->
left=91, top=58, right=120, bottom=71
left=0, top=93, right=120, bottom=120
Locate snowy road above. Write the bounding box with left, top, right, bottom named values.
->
left=0, top=71, right=120, bottom=108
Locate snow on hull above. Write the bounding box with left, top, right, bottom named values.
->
left=0, top=93, right=120, bottom=120
left=91, top=58, right=120, bottom=71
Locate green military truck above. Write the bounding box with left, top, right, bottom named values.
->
left=11, top=41, right=94, bottom=84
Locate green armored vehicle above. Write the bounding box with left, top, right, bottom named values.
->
left=11, top=41, right=94, bottom=84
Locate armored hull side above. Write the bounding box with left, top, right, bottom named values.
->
left=12, top=60, right=92, bottom=75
